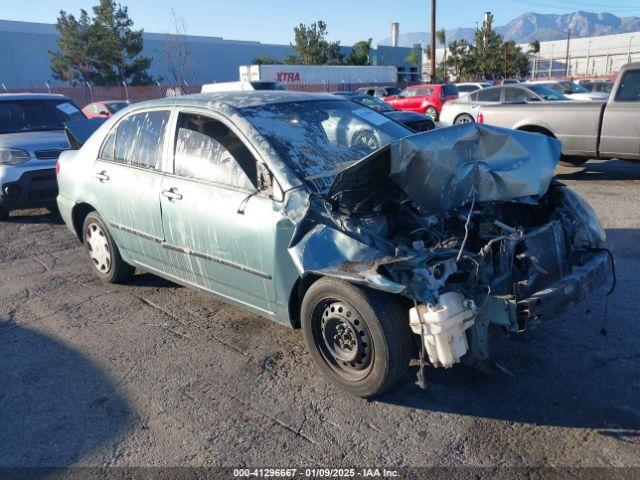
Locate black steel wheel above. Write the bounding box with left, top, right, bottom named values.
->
left=301, top=277, right=412, bottom=398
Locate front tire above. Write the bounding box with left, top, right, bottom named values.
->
left=301, top=277, right=412, bottom=398
left=82, top=212, right=134, bottom=283
left=0, top=206, right=8, bottom=220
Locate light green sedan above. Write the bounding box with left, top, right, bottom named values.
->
left=57, top=91, right=613, bottom=397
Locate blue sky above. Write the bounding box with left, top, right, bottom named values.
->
left=5, top=0, right=640, bottom=44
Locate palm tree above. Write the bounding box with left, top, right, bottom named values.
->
left=528, top=39, right=540, bottom=55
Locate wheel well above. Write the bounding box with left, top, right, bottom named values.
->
left=288, top=273, right=322, bottom=329
left=517, top=125, right=556, bottom=138
left=454, top=112, right=474, bottom=122
left=71, top=203, right=96, bottom=241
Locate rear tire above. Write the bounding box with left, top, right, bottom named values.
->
left=82, top=211, right=134, bottom=283
left=559, top=156, right=588, bottom=167
left=0, top=206, right=8, bottom=220
left=425, top=106, right=438, bottom=120
left=300, top=277, right=412, bottom=398
left=454, top=113, right=474, bottom=124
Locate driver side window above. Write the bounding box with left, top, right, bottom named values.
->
left=174, top=113, right=257, bottom=191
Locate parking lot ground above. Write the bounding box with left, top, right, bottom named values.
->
left=1, top=159, right=639, bottom=469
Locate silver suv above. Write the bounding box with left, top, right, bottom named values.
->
left=0, top=93, right=85, bottom=219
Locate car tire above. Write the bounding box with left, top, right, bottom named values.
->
left=300, top=277, right=412, bottom=398
left=0, top=206, right=9, bottom=220
left=454, top=113, right=474, bottom=124
left=559, top=156, right=588, bottom=167
left=351, top=130, right=380, bottom=150
left=425, top=106, right=438, bottom=120
left=82, top=211, right=135, bottom=283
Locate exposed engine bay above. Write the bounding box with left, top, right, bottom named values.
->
left=287, top=123, right=615, bottom=369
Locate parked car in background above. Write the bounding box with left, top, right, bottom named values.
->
left=455, top=82, right=492, bottom=96
left=498, top=79, right=521, bottom=85
left=478, top=62, right=640, bottom=164
left=83, top=100, right=130, bottom=119
left=57, top=91, right=612, bottom=397
left=440, top=84, right=567, bottom=126
left=356, top=86, right=402, bottom=98
left=333, top=92, right=436, bottom=132
left=532, top=80, right=609, bottom=101
left=201, top=81, right=285, bottom=93
left=384, top=84, right=459, bottom=120
left=0, top=93, right=85, bottom=219
left=575, top=78, right=614, bottom=94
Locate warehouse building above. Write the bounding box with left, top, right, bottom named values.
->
left=0, top=19, right=419, bottom=89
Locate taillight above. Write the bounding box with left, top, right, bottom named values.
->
left=56, top=161, right=60, bottom=175
left=477, top=112, right=484, bottom=124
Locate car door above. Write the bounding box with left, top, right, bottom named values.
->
left=599, top=69, right=640, bottom=160
left=407, top=88, right=431, bottom=112
left=158, top=110, right=279, bottom=314
left=91, top=109, right=171, bottom=269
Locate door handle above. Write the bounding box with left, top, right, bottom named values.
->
left=95, top=171, right=110, bottom=182
left=162, top=188, right=183, bottom=201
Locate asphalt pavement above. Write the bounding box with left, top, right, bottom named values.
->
left=0, top=159, right=639, bottom=471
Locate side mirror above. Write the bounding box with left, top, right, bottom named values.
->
left=257, top=163, right=284, bottom=202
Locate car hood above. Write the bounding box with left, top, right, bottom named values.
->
left=383, top=110, right=428, bottom=123
left=0, top=130, right=70, bottom=155
left=326, top=122, right=561, bottom=214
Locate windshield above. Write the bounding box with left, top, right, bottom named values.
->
left=583, top=81, right=613, bottom=93
left=527, top=85, right=567, bottom=101
left=352, top=95, right=394, bottom=112
left=240, top=99, right=411, bottom=193
left=385, top=87, right=401, bottom=96
left=106, top=101, right=129, bottom=113
left=250, top=82, right=285, bottom=91
left=559, top=81, right=589, bottom=94
left=0, top=98, right=85, bottom=134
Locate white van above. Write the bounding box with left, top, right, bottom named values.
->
left=201, top=81, right=285, bottom=93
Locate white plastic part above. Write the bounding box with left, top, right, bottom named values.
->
left=409, top=292, right=476, bottom=368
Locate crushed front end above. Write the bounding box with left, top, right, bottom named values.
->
left=289, top=123, right=615, bottom=369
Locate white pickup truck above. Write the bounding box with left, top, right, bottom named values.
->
left=478, top=62, right=640, bottom=165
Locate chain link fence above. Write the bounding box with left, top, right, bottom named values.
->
left=1, top=81, right=414, bottom=108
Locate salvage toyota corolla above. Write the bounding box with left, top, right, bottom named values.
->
left=57, top=91, right=614, bottom=397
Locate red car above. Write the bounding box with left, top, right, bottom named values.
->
left=82, top=100, right=130, bottom=119
left=384, top=84, right=459, bottom=120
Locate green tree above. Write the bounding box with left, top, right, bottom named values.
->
left=252, top=54, right=281, bottom=65
left=91, top=0, right=152, bottom=85
left=348, top=38, right=372, bottom=65
left=49, top=1, right=152, bottom=86
left=405, top=47, right=421, bottom=66
left=49, top=9, right=95, bottom=85
left=289, top=21, right=344, bottom=65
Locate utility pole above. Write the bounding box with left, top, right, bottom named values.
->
left=564, top=28, right=571, bottom=77
left=430, top=0, right=436, bottom=81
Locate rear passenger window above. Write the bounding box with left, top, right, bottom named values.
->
left=107, top=110, right=170, bottom=168
left=173, top=113, right=257, bottom=191
left=616, top=70, right=640, bottom=102
left=476, top=88, right=502, bottom=102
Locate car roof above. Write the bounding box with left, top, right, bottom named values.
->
left=133, top=90, right=337, bottom=110
left=0, top=93, right=71, bottom=101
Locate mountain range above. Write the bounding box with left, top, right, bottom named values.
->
left=378, top=11, right=640, bottom=47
